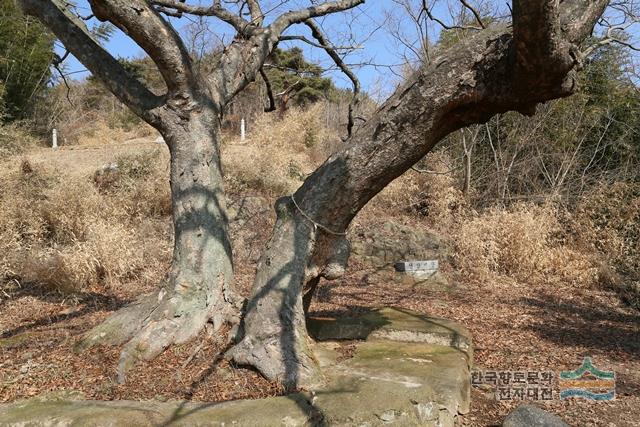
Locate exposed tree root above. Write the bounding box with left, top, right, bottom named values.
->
left=80, top=284, right=240, bottom=383
left=227, top=330, right=322, bottom=391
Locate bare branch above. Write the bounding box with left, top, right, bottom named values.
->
left=149, top=0, right=250, bottom=34
left=270, top=0, right=365, bottom=34
left=303, top=19, right=361, bottom=139
left=213, top=0, right=364, bottom=105
left=459, top=0, right=485, bottom=29
left=582, top=19, right=640, bottom=57
left=411, top=164, right=462, bottom=174
left=279, top=35, right=359, bottom=51
left=52, top=50, right=73, bottom=105
left=18, top=0, right=164, bottom=122
left=246, top=0, right=264, bottom=26
left=153, top=5, right=183, bottom=18
left=420, top=0, right=482, bottom=31
left=560, top=0, right=612, bottom=43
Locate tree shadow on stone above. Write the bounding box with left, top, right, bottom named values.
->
left=232, top=199, right=329, bottom=424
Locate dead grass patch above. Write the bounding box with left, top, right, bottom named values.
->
left=0, top=152, right=171, bottom=294
left=223, top=104, right=340, bottom=196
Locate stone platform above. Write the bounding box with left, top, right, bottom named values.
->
left=0, top=308, right=472, bottom=426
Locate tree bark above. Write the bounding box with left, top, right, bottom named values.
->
left=80, top=108, right=240, bottom=382
left=227, top=197, right=349, bottom=389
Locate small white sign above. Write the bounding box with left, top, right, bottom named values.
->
left=394, top=260, right=439, bottom=272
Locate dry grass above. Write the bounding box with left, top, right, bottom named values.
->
left=223, top=104, right=340, bottom=196
left=58, top=118, right=155, bottom=147
left=367, top=150, right=467, bottom=226
left=45, top=83, right=155, bottom=147
left=571, top=182, right=640, bottom=308
left=0, top=148, right=171, bottom=294
left=2, top=105, right=636, bottom=310
left=450, top=202, right=599, bottom=287
left=0, top=123, right=42, bottom=157
left=362, top=150, right=631, bottom=295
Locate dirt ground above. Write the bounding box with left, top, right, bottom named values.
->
left=1, top=144, right=639, bottom=426
left=317, top=258, right=640, bottom=426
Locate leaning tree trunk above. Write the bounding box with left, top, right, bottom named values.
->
left=230, top=3, right=605, bottom=386
left=80, top=108, right=240, bottom=382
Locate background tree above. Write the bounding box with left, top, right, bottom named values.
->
left=0, top=0, right=54, bottom=122
left=263, top=47, right=338, bottom=112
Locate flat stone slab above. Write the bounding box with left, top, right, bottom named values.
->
left=0, top=308, right=472, bottom=427
left=307, top=307, right=472, bottom=360
left=0, top=395, right=316, bottom=427
left=314, top=341, right=470, bottom=426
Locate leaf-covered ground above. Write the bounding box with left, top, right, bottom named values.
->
left=2, top=254, right=638, bottom=426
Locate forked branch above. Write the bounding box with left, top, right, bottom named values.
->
left=150, top=0, right=250, bottom=34
left=89, top=0, right=196, bottom=95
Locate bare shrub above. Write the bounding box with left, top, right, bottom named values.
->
left=93, top=150, right=164, bottom=193
left=114, top=150, right=161, bottom=180
left=122, top=168, right=172, bottom=218
left=0, top=123, right=42, bottom=157
left=93, top=163, right=121, bottom=192
left=572, top=182, right=640, bottom=307
left=451, top=202, right=599, bottom=287
left=42, top=82, right=155, bottom=147
left=369, top=150, right=467, bottom=226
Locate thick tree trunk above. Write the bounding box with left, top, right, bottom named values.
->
left=230, top=15, right=600, bottom=386
left=80, top=109, right=240, bottom=382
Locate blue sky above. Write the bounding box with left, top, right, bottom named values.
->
left=57, top=1, right=460, bottom=97
left=57, top=1, right=638, bottom=98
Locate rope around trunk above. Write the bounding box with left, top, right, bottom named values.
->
left=290, top=195, right=348, bottom=236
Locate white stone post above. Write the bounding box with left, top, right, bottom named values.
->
left=52, top=129, right=58, bottom=149
left=240, top=118, right=246, bottom=142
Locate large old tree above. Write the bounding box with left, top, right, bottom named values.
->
left=18, top=0, right=615, bottom=388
